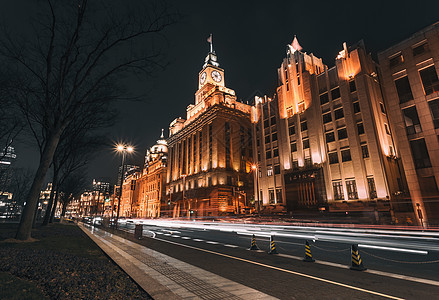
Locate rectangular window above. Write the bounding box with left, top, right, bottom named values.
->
left=333, top=181, right=344, bottom=200
left=303, top=139, right=310, bottom=149
left=341, top=149, right=352, bottom=162
left=337, top=127, right=348, bottom=140
left=361, top=144, right=369, bottom=158
left=395, top=76, right=414, bottom=103
left=264, top=119, right=269, bottom=128
left=266, top=150, right=272, bottom=159
left=292, top=160, right=299, bottom=169
left=273, top=148, right=279, bottom=157
left=331, top=87, right=341, bottom=99
left=304, top=157, right=312, bottom=167
left=346, top=179, right=358, bottom=200
left=419, top=65, right=439, bottom=95
left=274, top=164, right=280, bottom=174
left=384, top=123, right=390, bottom=135
left=301, top=121, right=308, bottom=131
left=323, top=112, right=332, bottom=123
left=412, top=41, right=428, bottom=57
left=402, top=106, right=422, bottom=135
left=367, top=177, right=377, bottom=199
left=289, top=125, right=296, bottom=136
left=276, top=188, right=282, bottom=204
left=334, top=108, right=344, bottom=120
left=320, top=92, right=329, bottom=105
left=380, top=102, right=386, bottom=114
left=269, top=189, right=275, bottom=204
left=326, top=131, right=335, bottom=143
left=267, top=166, right=273, bottom=176
left=271, top=132, right=278, bottom=141
left=270, top=116, right=276, bottom=125
left=428, top=98, right=439, bottom=129
left=291, top=142, right=297, bottom=152
left=410, top=138, right=432, bottom=169
left=349, top=80, right=356, bottom=93
left=357, top=123, right=365, bottom=135
left=265, top=135, right=270, bottom=144
left=353, top=101, right=361, bottom=113
left=329, top=152, right=339, bottom=164
left=389, top=53, right=403, bottom=68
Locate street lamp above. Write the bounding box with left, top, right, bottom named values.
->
left=252, top=164, right=261, bottom=215
left=114, top=143, right=134, bottom=229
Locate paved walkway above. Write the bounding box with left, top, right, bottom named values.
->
left=79, top=224, right=277, bottom=300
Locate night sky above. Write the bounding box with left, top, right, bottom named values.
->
left=5, top=0, right=439, bottom=185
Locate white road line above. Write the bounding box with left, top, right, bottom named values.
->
left=206, top=241, right=219, bottom=244
left=153, top=237, right=403, bottom=299
left=163, top=233, right=171, bottom=236
left=224, top=244, right=239, bottom=248
left=358, top=244, right=428, bottom=255
left=155, top=232, right=163, bottom=235
left=366, top=269, right=439, bottom=287
left=171, top=235, right=181, bottom=238
left=193, top=239, right=204, bottom=242
left=181, top=237, right=191, bottom=240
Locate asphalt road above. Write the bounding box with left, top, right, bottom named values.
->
left=114, top=220, right=439, bottom=299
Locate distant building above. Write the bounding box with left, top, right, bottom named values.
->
left=166, top=41, right=254, bottom=217
left=378, top=22, right=439, bottom=225
left=253, top=38, right=403, bottom=220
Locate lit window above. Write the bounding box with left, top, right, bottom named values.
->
left=346, top=179, right=358, bottom=200
left=267, top=166, right=273, bottom=176
left=333, top=181, right=344, bottom=200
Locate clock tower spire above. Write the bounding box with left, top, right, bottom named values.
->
left=198, top=34, right=224, bottom=90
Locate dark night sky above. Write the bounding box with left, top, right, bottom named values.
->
left=6, top=0, right=439, bottom=185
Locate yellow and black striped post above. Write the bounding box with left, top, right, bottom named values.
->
left=303, top=240, right=315, bottom=262
left=249, top=234, right=259, bottom=250
left=350, top=244, right=366, bottom=271
left=268, top=235, right=278, bottom=254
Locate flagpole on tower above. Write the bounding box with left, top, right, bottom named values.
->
left=208, top=33, right=213, bottom=53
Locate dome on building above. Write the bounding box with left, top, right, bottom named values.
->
left=151, top=129, right=168, bottom=154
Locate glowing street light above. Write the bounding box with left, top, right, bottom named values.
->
left=113, top=143, right=134, bottom=228
left=252, top=164, right=261, bottom=215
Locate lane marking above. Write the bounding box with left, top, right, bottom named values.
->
left=206, top=241, right=219, bottom=245
left=181, top=237, right=191, bottom=240
left=193, top=239, right=204, bottom=242
left=163, top=233, right=171, bottom=236
left=358, top=244, right=428, bottom=255
left=153, top=237, right=403, bottom=299
left=224, top=244, right=239, bottom=248
left=171, top=235, right=181, bottom=238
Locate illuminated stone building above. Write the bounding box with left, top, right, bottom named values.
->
left=136, top=130, right=168, bottom=218
left=253, top=37, right=403, bottom=217
left=378, top=22, right=439, bottom=225
left=120, top=172, right=139, bottom=217
left=166, top=41, right=253, bottom=218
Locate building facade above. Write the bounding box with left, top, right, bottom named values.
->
left=166, top=43, right=254, bottom=218
left=253, top=38, right=404, bottom=220
left=378, top=22, right=439, bottom=225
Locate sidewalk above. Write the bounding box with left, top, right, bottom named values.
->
left=79, top=224, right=277, bottom=300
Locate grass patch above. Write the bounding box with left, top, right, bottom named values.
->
left=0, top=271, right=48, bottom=300
left=0, top=223, right=150, bottom=299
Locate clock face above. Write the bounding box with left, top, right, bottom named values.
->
left=200, top=72, right=207, bottom=85
left=211, top=70, right=222, bottom=82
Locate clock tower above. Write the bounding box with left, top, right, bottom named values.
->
left=197, top=36, right=225, bottom=93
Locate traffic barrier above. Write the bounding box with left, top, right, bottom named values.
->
left=249, top=234, right=259, bottom=250
left=350, top=244, right=366, bottom=271
left=303, top=240, right=315, bottom=262
left=268, top=236, right=278, bottom=254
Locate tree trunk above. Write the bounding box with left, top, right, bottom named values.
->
left=49, top=189, right=60, bottom=223
left=15, top=132, right=61, bottom=240
left=42, top=168, right=58, bottom=226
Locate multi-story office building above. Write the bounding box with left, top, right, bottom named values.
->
left=253, top=38, right=403, bottom=220
left=378, top=22, right=439, bottom=225
left=166, top=41, right=253, bottom=218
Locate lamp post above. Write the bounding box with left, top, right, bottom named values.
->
left=252, top=164, right=260, bottom=215
left=115, top=144, right=133, bottom=229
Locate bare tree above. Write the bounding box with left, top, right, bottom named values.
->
left=0, top=0, right=177, bottom=240
left=57, top=170, right=89, bottom=218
